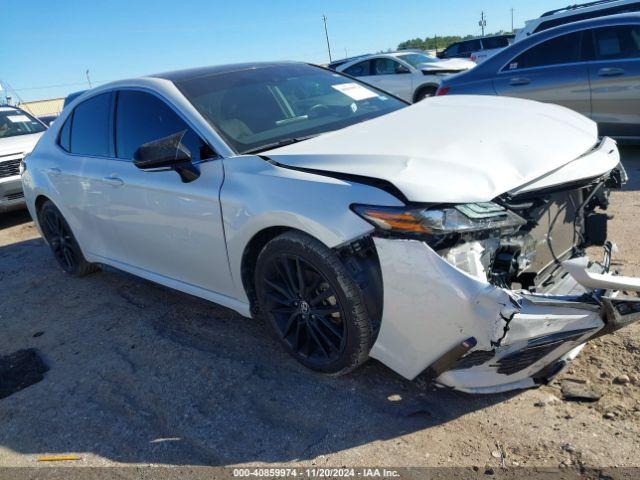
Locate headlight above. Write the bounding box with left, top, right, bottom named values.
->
left=352, top=202, right=526, bottom=247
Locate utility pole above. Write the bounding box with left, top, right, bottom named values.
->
left=85, top=69, right=92, bottom=88
left=322, top=14, right=332, bottom=62
left=511, top=8, right=515, bottom=32
left=479, top=11, right=486, bottom=36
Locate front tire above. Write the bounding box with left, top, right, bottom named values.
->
left=38, top=200, right=97, bottom=277
left=255, top=231, right=375, bottom=375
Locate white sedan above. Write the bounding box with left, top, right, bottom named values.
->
left=336, top=52, right=475, bottom=102
left=21, top=62, right=640, bottom=393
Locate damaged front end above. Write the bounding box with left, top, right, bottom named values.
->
left=357, top=140, right=640, bottom=393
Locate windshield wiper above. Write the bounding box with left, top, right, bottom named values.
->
left=240, top=134, right=319, bottom=155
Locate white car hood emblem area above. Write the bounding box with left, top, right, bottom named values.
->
left=263, top=95, right=603, bottom=204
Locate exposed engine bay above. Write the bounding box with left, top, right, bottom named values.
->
left=440, top=164, right=628, bottom=292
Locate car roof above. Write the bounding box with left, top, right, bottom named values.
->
left=151, top=61, right=304, bottom=82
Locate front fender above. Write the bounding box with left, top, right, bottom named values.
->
left=220, top=155, right=403, bottom=302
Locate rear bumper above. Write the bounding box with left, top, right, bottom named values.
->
left=370, top=238, right=640, bottom=393
left=0, top=175, right=26, bottom=212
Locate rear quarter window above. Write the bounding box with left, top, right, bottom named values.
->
left=69, top=93, right=113, bottom=157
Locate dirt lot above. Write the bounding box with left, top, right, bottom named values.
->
left=1, top=148, right=639, bottom=473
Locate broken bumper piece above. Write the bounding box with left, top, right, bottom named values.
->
left=370, top=238, right=640, bottom=394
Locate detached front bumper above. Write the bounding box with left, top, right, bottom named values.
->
left=370, top=238, right=640, bottom=394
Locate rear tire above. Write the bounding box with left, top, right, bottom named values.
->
left=38, top=200, right=97, bottom=277
left=414, top=86, right=438, bottom=102
left=254, top=231, right=375, bottom=375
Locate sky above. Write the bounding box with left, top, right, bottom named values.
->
left=2, top=0, right=569, bottom=102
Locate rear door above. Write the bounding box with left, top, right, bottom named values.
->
left=587, top=24, right=640, bottom=138
left=52, top=93, right=113, bottom=258
left=493, top=31, right=591, bottom=117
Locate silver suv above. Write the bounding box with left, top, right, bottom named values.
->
left=0, top=106, right=46, bottom=212
left=437, top=14, right=640, bottom=142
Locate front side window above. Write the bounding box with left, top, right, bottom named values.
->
left=69, top=92, right=112, bottom=157
left=593, top=25, right=640, bottom=60
left=506, top=31, right=583, bottom=70
left=397, top=53, right=439, bottom=67
left=344, top=61, right=371, bottom=77
left=0, top=108, right=46, bottom=139
left=175, top=64, right=406, bottom=154
left=372, top=58, right=406, bottom=75
left=115, top=90, right=212, bottom=161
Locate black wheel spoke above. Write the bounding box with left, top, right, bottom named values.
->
left=261, top=252, right=346, bottom=364
left=264, top=278, right=295, bottom=302
left=315, top=315, right=343, bottom=340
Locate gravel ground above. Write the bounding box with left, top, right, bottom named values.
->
left=0, top=148, right=639, bottom=473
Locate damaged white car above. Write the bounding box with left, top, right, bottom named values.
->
left=21, top=62, right=640, bottom=393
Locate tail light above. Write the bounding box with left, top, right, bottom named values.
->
left=436, top=86, right=450, bottom=96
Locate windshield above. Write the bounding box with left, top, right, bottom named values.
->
left=175, top=64, right=406, bottom=154
left=397, top=53, right=439, bottom=67
left=0, top=108, right=46, bottom=139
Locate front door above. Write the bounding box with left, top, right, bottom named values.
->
left=493, top=30, right=592, bottom=117
left=99, top=90, right=234, bottom=297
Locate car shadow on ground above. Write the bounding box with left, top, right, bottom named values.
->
left=0, top=236, right=517, bottom=466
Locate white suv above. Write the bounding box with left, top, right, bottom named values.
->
left=0, top=106, right=46, bottom=212
left=515, top=0, right=640, bottom=42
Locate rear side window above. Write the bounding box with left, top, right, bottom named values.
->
left=343, top=60, right=371, bottom=77
left=58, top=114, right=72, bottom=152
left=593, top=25, right=640, bottom=59
left=69, top=93, right=113, bottom=157
left=506, top=31, right=583, bottom=70
left=115, top=90, right=212, bottom=161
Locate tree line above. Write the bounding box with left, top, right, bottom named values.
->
left=397, top=31, right=511, bottom=51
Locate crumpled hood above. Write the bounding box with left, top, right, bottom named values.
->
left=0, top=133, right=43, bottom=157
left=419, top=58, right=475, bottom=72
left=263, top=95, right=599, bottom=203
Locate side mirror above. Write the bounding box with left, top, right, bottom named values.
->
left=133, top=130, right=200, bottom=183
left=395, top=65, right=411, bottom=74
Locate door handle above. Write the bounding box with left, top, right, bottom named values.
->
left=509, top=77, right=531, bottom=86
left=47, top=167, right=61, bottom=176
left=598, top=67, right=625, bottom=77
left=102, top=176, right=124, bottom=187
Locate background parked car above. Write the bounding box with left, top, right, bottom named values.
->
left=438, top=34, right=514, bottom=61
left=337, top=52, right=474, bottom=102
left=514, top=0, right=640, bottom=42
left=37, top=114, right=59, bottom=126
left=469, top=35, right=516, bottom=64
left=0, top=105, right=46, bottom=212
left=437, top=14, right=640, bottom=142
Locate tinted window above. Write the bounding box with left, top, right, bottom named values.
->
left=482, top=36, right=512, bottom=49
left=115, top=90, right=212, bottom=161
left=507, top=32, right=582, bottom=70
left=534, top=4, right=640, bottom=34
left=593, top=25, right=640, bottom=60
left=58, top=114, right=72, bottom=152
left=344, top=60, right=371, bottom=77
left=444, top=43, right=459, bottom=56
left=457, top=39, right=482, bottom=53
left=70, top=93, right=112, bottom=157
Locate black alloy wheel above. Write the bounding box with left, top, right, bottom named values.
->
left=38, top=200, right=97, bottom=276
left=261, top=254, right=347, bottom=363
left=255, top=231, right=375, bottom=375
